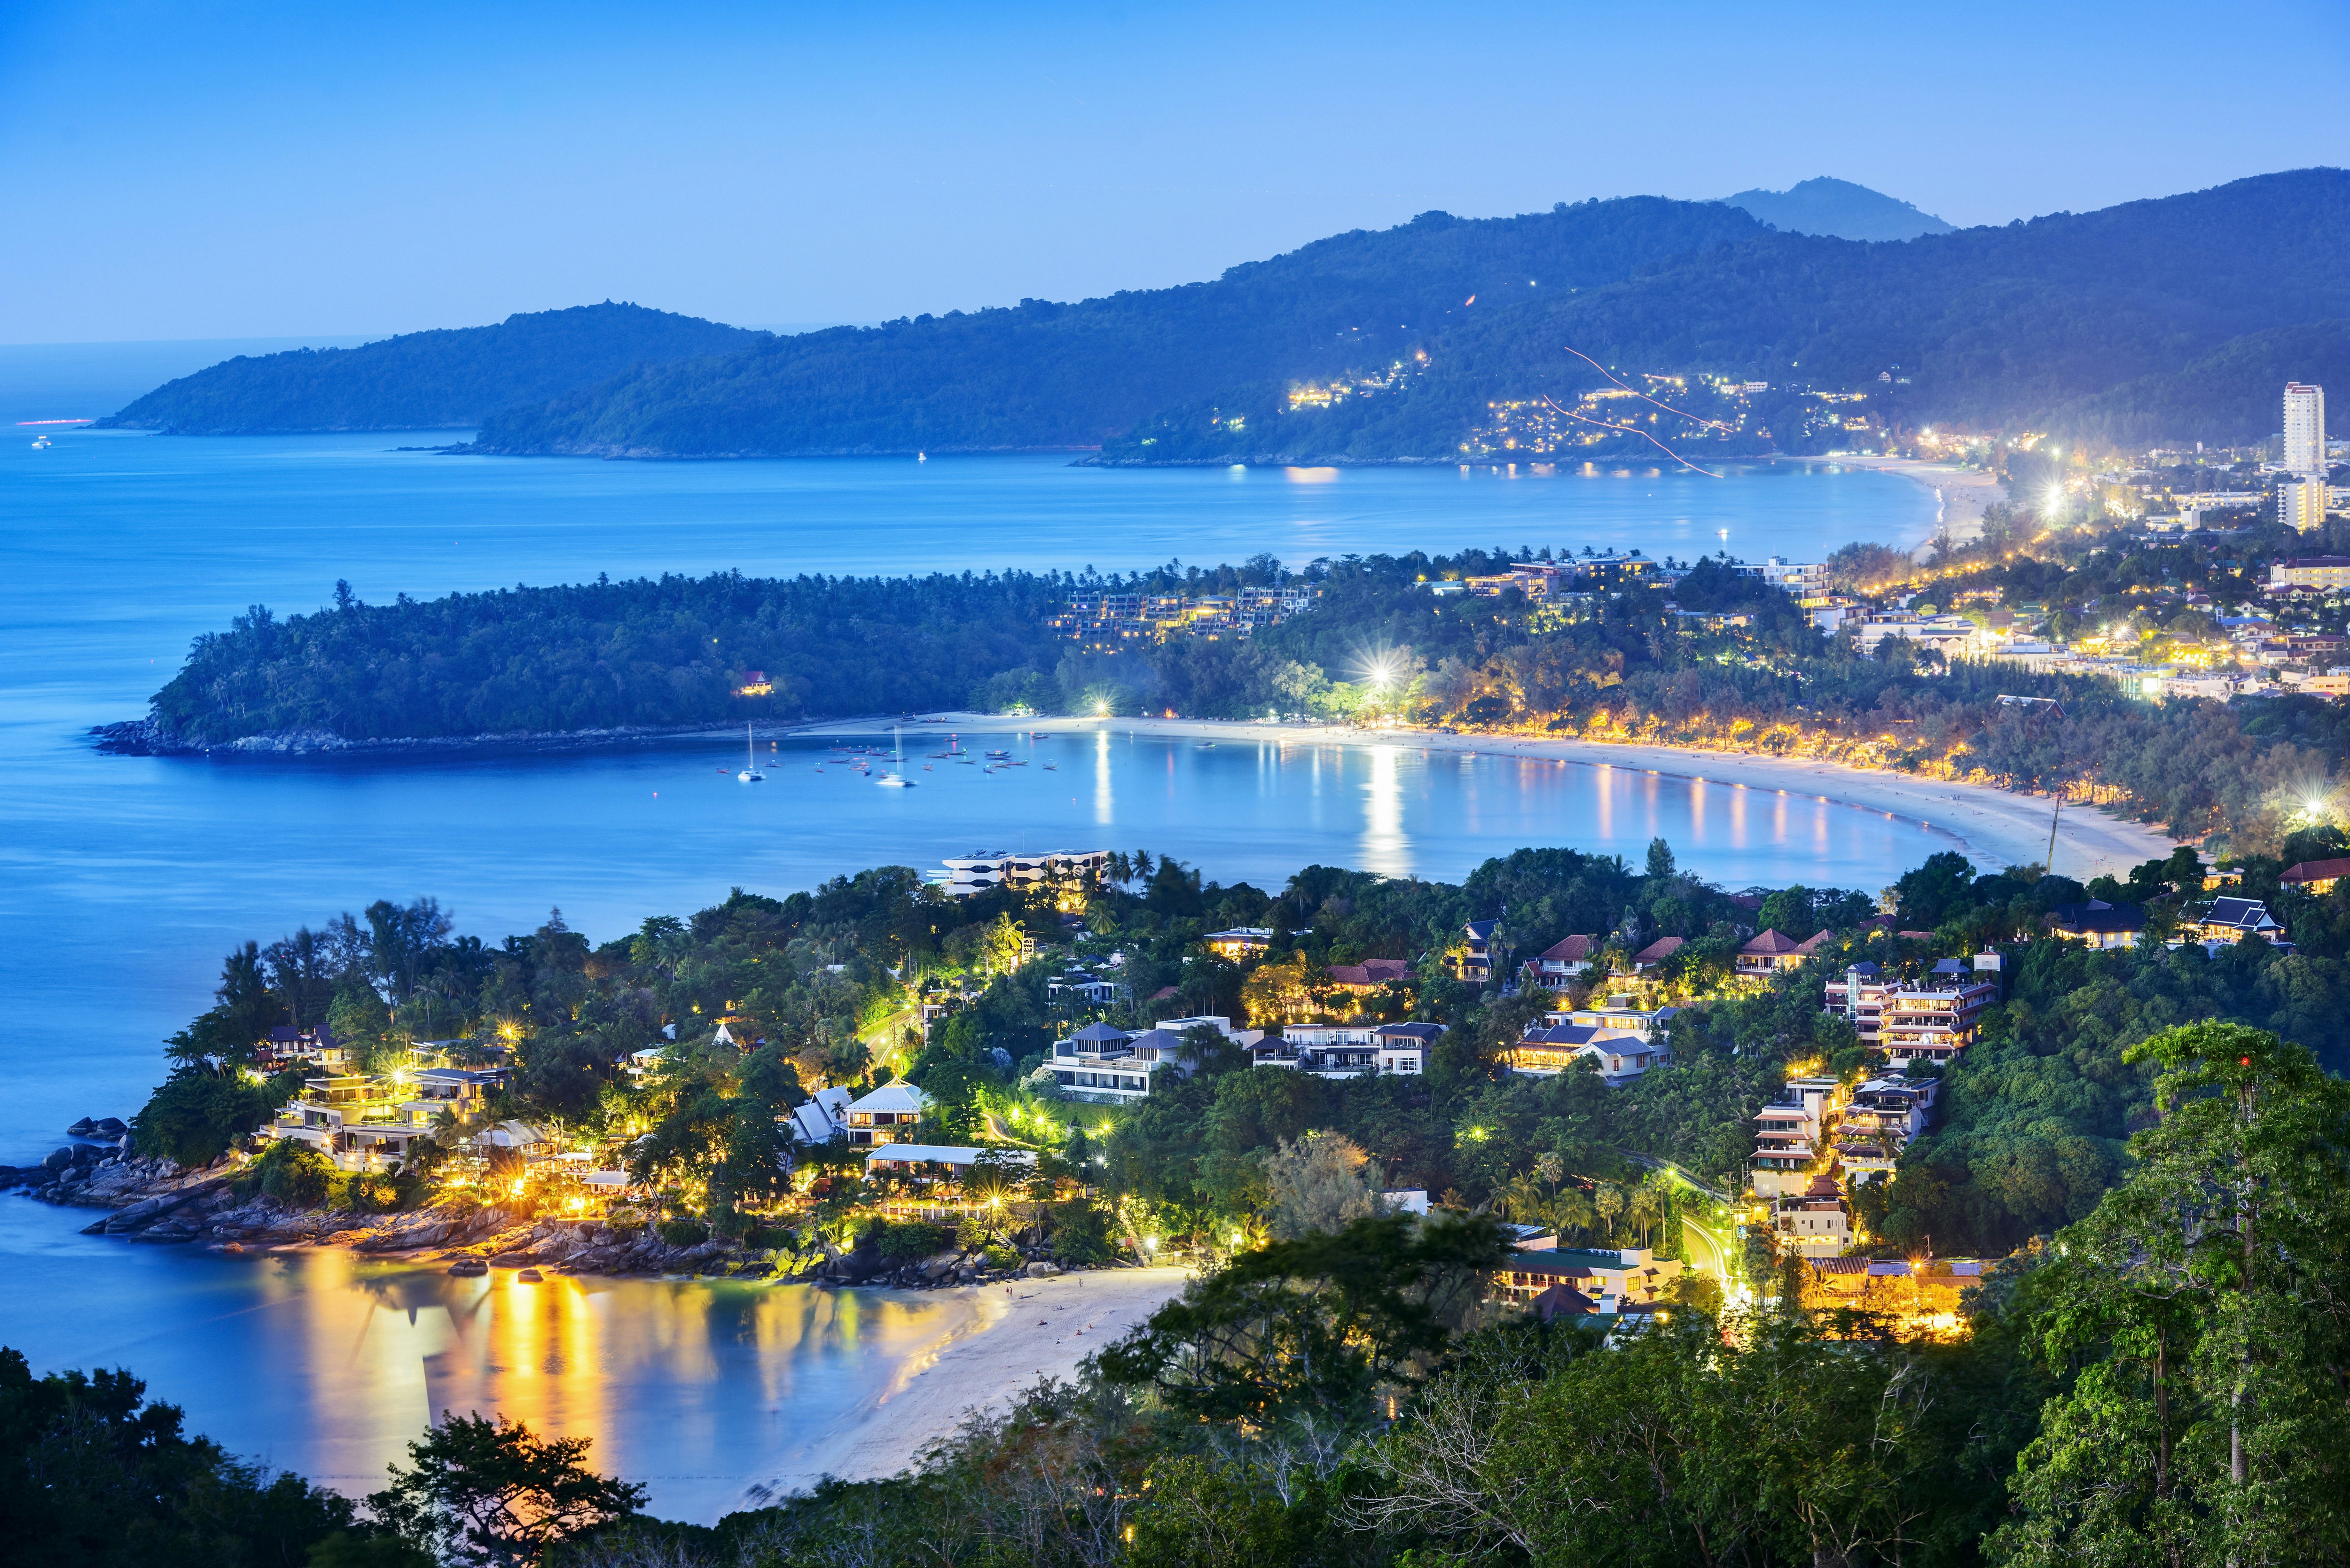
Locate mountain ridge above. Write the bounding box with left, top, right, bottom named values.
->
left=102, top=170, right=2350, bottom=455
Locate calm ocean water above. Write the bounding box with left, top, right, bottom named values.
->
left=0, top=402, right=1944, bottom=1515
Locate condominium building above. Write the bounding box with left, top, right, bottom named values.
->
left=939, top=850, right=1107, bottom=898
left=1821, top=964, right=1998, bottom=1063
left=2284, top=382, right=2327, bottom=476
left=2268, top=556, right=2350, bottom=593
left=2279, top=476, right=2329, bottom=532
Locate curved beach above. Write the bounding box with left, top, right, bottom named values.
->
left=805, top=714, right=2177, bottom=883
left=780, top=1267, right=1193, bottom=1485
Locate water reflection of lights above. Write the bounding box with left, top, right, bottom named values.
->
left=1359, top=746, right=1407, bottom=875
left=145, top=1251, right=978, bottom=1524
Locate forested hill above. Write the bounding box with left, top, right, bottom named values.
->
left=468, top=198, right=1765, bottom=458
left=462, top=169, right=2350, bottom=460
left=100, top=304, right=768, bottom=434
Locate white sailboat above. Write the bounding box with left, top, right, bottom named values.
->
left=876, top=725, right=916, bottom=787
left=737, top=723, right=765, bottom=782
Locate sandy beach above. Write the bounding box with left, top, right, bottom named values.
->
left=1811, top=455, right=2006, bottom=549
left=805, top=714, right=2176, bottom=882
left=783, top=1266, right=1193, bottom=1484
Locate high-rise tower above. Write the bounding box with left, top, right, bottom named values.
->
left=2284, top=382, right=2327, bottom=476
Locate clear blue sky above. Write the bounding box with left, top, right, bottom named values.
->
left=3, top=0, right=2344, bottom=343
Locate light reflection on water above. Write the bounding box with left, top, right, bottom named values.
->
left=0, top=1200, right=976, bottom=1523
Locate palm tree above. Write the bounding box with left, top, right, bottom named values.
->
left=1501, top=1173, right=1549, bottom=1225
left=1626, top=1181, right=1663, bottom=1249
left=1593, top=1183, right=1626, bottom=1242
left=1546, top=1186, right=1598, bottom=1243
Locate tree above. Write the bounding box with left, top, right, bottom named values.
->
left=366, top=1412, right=645, bottom=1568
left=1097, top=1211, right=1510, bottom=1427
left=0, top=1347, right=367, bottom=1568
left=980, top=913, right=1025, bottom=977
left=130, top=1065, right=282, bottom=1167
left=1993, top=1023, right=2350, bottom=1567
left=1261, top=1132, right=1381, bottom=1239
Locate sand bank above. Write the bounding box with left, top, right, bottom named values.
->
left=1812, top=455, right=2005, bottom=548
left=806, top=714, right=2176, bottom=883
left=781, top=1266, right=1192, bottom=1486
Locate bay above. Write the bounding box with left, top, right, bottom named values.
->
left=0, top=412, right=1945, bottom=1516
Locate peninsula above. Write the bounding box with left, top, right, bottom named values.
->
left=98, top=496, right=2350, bottom=859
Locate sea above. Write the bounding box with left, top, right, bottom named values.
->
left=0, top=342, right=1948, bottom=1518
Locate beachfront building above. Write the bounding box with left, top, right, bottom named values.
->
left=862, top=1144, right=1037, bottom=1182
left=939, top=850, right=1108, bottom=899
left=261, top=1064, right=521, bottom=1172
left=783, top=1085, right=854, bottom=1146
left=843, top=1082, right=932, bottom=1146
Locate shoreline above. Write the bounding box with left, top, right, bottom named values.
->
left=788, top=1266, right=1193, bottom=1483
left=802, top=712, right=2179, bottom=882
left=1800, top=455, right=2005, bottom=549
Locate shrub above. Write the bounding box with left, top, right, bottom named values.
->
left=1048, top=1200, right=1118, bottom=1265
left=131, top=1066, right=281, bottom=1167
left=656, top=1218, right=709, bottom=1248
left=251, top=1141, right=336, bottom=1209
left=744, top=1224, right=794, bottom=1249
left=871, top=1219, right=949, bottom=1260
left=984, top=1243, right=1022, bottom=1271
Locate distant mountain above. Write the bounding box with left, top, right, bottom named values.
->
left=470, top=199, right=1765, bottom=458
left=113, top=171, right=2350, bottom=455
left=465, top=170, right=2350, bottom=460
left=1717, top=177, right=1957, bottom=242
left=101, top=303, right=768, bottom=434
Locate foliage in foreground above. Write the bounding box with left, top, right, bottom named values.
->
left=23, top=1026, right=2350, bottom=1567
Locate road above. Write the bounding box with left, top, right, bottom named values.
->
left=1681, top=1214, right=1729, bottom=1278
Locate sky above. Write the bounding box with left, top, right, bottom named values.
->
left=3, top=0, right=2346, bottom=345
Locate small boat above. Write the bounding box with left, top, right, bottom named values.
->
left=516, top=1267, right=544, bottom=1283
left=1042, top=764, right=1057, bottom=770
left=738, top=724, right=765, bottom=783
left=984, top=749, right=1011, bottom=759
left=448, top=1258, right=488, bottom=1277
left=876, top=725, right=916, bottom=787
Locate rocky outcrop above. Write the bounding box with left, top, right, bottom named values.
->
left=17, top=1155, right=1094, bottom=1287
